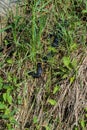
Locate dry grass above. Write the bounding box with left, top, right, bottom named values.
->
left=11, top=49, right=87, bottom=130
left=0, top=0, right=87, bottom=130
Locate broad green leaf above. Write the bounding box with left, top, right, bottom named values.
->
left=82, top=10, right=87, bottom=14
left=85, top=114, right=87, bottom=117
left=48, top=99, right=57, bottom=106
left=33, top=116, right=38, bottom=124
left=0, top=77, right=3, bottom=83
left=71, top=59, right=77, bottom=69
left=3, top=84, right=14, bottom=90
left=7, top=95, right=12, bottom=105
left=62, top=56, right=71, bottom=69
left=7, top=90, right=12, bottom=105
left=7, top=59, right=13, bottom=64
left=3, top=93, right=7, bottom=102
left=2, top=114, right=9, bottom=119
left=0, top=83, right=3, bottom=90
left=7, top=73, right=12, bottom=82
left=85, top=108, right=87, bottom=112
left=80, top=120, right=85, bottom=129
left=70, top=43, right=77, bottom=51
left=13, top=76, right=17, bottom=84
left=0, top=77, right=3, bottom=90
left=48, top=46, right=57, bottom=53
left=53, top=85, right=60, bottom=94
left=6, top=123, right=13, bottom=130
left=0, top=102, right=6, bottom=109
left=17, top=96, right=22, bottom=105
left=62, top=73, right=68, bottom=79
left=75, top=127, right=78, bottom=130
left=3, top=90, right=12, bottom=104
left=70, top=76, right=75, bottom=84
left=9, top=116, right=17, bottom=124
left=4, top=108, right=10, bottom=116
left=45, top=126, right=51, bottom=130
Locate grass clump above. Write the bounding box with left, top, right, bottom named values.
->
left=0, top=0, right=87, bottom=130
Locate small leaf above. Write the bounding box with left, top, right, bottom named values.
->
left=7, top=91, right=12, bottom=105
left=17, top=96, right=22, bottom=105
left=70, top=76, right=75, bottom=84
left=84, top=108, right=87, bottom=112
left=82, top=10, right=87, bottom=14
left=0, top=77, right=3, bottom=83
left=6, top=123, right=13, bottom=130
left=7, top=59, right=13, bottom=64
left=62, top=56, right=71, bottom=69
left=0, top=102, right=6, bottom=109
left=33, top=116, right=38, bottom=124
left=75, top=127, right=78, bottom=130
left=3, top=84, right=14, bottom=90
left=48, top=46, right=57, bottom=53
left=62, top=73, right=68, bottom=79
left=0, top=83, right=3, bottom=90
left=80, top=120, right=85, bottom=129
left=2, top=114, right=9, bottom=119
left=85, top=114, right=87, bottom=117
left=7, top=73, right=12, bottom=82
left=13, top=76, right=17, bottom=84
left=9, top=116, right=17, bottom=124
left=4, top=108, right=10, bottom=116
left=3, top=90, right=12, bottom=104
left=3, top=93, right=7, bottom=102
left=70, top=43, right=77, bottom=51
left=8, top=95, right=12, bottom=105
left=45, top=126, right=51, bottom=130
left=48, top=99, right=57, bottom=106
left=71, top=59, right=77, bottom=69
left=53, top=85, right=60, bottom=94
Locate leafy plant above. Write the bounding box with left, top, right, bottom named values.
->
left=80, top=119, right=86, bottom=129
left=0, top=0, right=86, bottom=129
left=47, top=99, right=57, bottom=106
left=56, top=56, right=77, bottom=79
left=0, top=76, right=17, bottom=129
left=29, top=0, right=47, bottom=62
left=53, top=85, right=60, bottom=94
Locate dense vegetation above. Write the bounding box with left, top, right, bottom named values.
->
left=0, top=0, right=87, bottom=130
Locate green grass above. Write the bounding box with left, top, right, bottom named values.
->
left=0, top=0, right=87, bottom=130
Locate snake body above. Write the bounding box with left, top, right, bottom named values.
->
left=29, top=36, right=59, bottom=78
